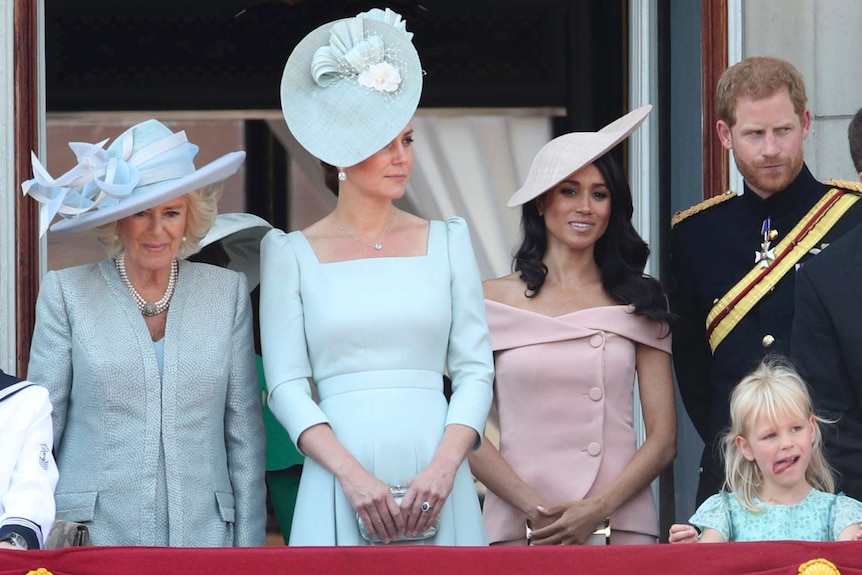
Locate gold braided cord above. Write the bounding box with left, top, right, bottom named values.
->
left=826, top=178, right=862, bottom=194
left=671, top=190, right=738, bottom=227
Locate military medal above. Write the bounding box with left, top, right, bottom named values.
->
left=754, top=217, right=777, bottom=268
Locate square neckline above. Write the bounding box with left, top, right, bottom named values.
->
left=290, top=220, right=436, bottom=265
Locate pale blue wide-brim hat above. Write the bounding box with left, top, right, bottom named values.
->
left=194, top=212, right=272, bottom=291
left=22, top=119, right=245, bottom=235
left=507, top=105, right=652, bottom=207
left=280, top=8, right=423, bottom=168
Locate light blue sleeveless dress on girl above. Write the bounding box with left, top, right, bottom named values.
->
left=690, top=488, right=862, bottom=541
left=260, top=217, right=494, bottom=546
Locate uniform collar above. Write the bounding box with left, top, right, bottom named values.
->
left=741, top=163, right=822, bottom=214
left=0, top=371, right=32, bottom=402
left=0, top=369, right=24, bottom=392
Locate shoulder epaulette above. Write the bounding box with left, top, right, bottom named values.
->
left=671, top=190, right=738, bottom=228
left=826, top=179, right=862, bottom=194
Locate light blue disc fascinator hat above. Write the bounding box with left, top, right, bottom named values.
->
left=507, top=105, right=652, bottom=207
left=280, top=7, right=423, bottom=168
left=22, top=119, right=246, bottom=235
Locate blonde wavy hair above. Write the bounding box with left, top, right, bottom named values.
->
left=95, top=183, right=222, bottom=259
left=722, top=356, right=835, bottom=512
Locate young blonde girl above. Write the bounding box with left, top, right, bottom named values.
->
left=670, top=357, right=862, bottom=543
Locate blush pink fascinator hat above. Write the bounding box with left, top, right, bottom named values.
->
left=507, top=105, right=652, bottom=207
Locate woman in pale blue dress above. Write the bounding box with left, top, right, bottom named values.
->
left=260, top=9, right=493, bottom=546
left=669, top=358, right=862, bottom=542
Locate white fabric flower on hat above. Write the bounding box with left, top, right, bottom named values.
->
left=311, top=10, right=413, bottom=92
left=358, top=62, right=402, bottom=93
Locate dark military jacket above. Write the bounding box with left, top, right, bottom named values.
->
left=792, top=215, right=862, bottom=501
left=669, top=164, right=862, bottom=502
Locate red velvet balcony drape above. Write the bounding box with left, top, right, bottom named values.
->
left=2, top=541, right=862, bottom=575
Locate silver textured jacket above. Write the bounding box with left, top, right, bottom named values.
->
left=28, top=259, right=266, bottom=547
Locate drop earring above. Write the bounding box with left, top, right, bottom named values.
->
left=337, top=169, right=347, bottom=182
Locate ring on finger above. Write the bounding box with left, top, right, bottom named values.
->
left=421, top=501, right=432, bottom=513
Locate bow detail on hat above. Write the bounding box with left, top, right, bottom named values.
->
left=22, top=130, right=196, bottom=236
left=356, top=8, right=413, bottom=40
left=311, top=7, right=412, bottom=92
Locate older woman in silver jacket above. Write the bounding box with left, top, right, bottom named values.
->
left=25, top=119, right=266, bottom=547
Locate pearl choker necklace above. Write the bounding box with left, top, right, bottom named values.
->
left=114, top=252, right=178, bottom=316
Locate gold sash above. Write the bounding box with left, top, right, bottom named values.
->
left=706, top=188, right=860, bottom=352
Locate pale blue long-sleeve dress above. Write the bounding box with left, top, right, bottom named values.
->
left=260, top=217, right=493, bottom=546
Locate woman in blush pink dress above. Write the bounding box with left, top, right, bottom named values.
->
left=468, top=106, right=676, bottom=546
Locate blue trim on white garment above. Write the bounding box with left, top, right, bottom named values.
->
left=0, top=518, right=42, bottom=549
left=0, top=380, right=35, bottom=403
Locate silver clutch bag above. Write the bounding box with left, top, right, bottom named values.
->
left=357, top=485, right=439, bottom=543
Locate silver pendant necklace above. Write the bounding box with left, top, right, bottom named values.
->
left=114, top=252, right=179, bottom=316
left=337, top=211, right=398, bottom=251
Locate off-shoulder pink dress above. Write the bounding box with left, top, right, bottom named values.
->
left=482, top=301, right=671, bottom=544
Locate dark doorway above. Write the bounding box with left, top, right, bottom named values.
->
left=46, top=1, right=624, bottom=121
